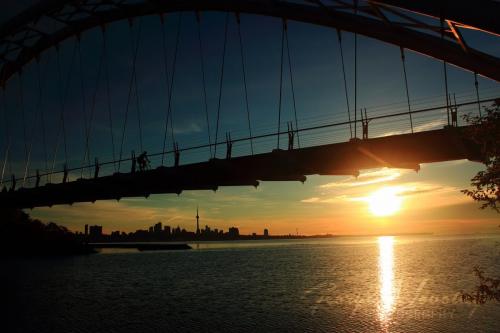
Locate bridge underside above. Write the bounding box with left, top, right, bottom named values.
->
left=0, top=127, right=481, bottom=209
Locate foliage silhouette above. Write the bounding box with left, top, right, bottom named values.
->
left=462, top=100, right=500, bottom=212
left=0, top=209, right=94, bottom=255
left=461, top=101, right=500, bottom=304
left=462, top=267, right=500, bottom=304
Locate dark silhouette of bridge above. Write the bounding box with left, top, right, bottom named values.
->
left=0, top=0, right=499, bottom=209
left=0, top=127, right=484, bottom=209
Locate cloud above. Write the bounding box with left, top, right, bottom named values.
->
left=399, top=182, right=458, bottom=196
left=301, top=197, right=320, bottom=203
left=173, top=122, right=202, bottom=135
left=300, top=195, right=349, bottom=204
left=381, top=119, right=447, bottom=137
left=303, top=181, right=463, bottom=209
left=319, top=168, right=407, bottom=189
left=30, top=200, right=193, bottom=232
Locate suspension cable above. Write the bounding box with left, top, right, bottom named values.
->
left=195, top=13, right=213, bottom=157
left=443, top=61, right=450, bottom=126
left=37, top=58, right=49, bottom=181
left=118, top=19, right=142, bottom=171
left=161, top=13, right=182, bottom=165
left=354, top=1, right=358, bottom=138
left=23, top=58, right=48, bottom=186
left=214, top=13, right=229, bottom=158
left=18, top=72, right=28, bottom=168
left=276, top=19, right=285, bottom=149
left=336, top=29, right=353, bottom=139
left=400, top=47, right=414, bottom=133
left=131, top=26, right=144, bottom=153
left=0, top=88, right=11, bottom=187
left=81, top=38, right=105, bottom=178
left=159, top=14, right=173, bottom=161
left=77, top=37, right=90, bottom=176
left=50, top=43, right=73, bottom=179
left=236, top=13, right=254, bottom=154
left=440, top=17, right=451, bottom=126
left=102, top=26, right=117, bottom=171
left=474, top=72, right=481, bottom=117
left=284, top=19, right=300, bottom=148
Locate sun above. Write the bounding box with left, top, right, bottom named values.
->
left=368, top=187, right=403, bottom=217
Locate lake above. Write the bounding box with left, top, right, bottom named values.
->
left=3, top=235, right=500, bottom=332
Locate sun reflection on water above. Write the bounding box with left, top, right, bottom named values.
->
left=378, top=236, right=395, bottom=327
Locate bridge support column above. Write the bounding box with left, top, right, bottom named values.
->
left=63, top=164, right=68, bottom=184
left=361, top=108, right=369, bottom=140
left=174, top=142, right=180, bottom=167
left=288, top=122, right=295, bottom=150
left=36, top=170, right=40, bottom=188
left=226, top=133, right=233, bottom=160
left=94, top=158, right=100, bottom=179
left=131, top=151, right=136, bottom=173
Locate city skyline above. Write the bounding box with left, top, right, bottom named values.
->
left=81, top=206, right=276, bottom=239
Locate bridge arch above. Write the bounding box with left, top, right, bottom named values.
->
left=1, top=0, right=500, bottom=87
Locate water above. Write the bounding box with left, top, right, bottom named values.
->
left=3, top=235, right=500, bottom=332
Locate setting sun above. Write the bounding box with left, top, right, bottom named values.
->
left=368, top=187, right=403, bottom=217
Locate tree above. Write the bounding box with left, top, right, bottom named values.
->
left=461, top=100, right=500, bottom=304
left=461, top=100, right=500, bottom=212
left=0, top=208, right=93, bottom=255
left=462, top=267, right=500, bottom=304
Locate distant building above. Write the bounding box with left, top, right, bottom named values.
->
left=148, top=226, right=154, bottom=233
left=264, top=229, right=269, bottom=237
left=89, top=225, right=102, bottom=239
left=164, top=225, right=171, bottom=236
left=154, top=222, right=162, bottom=234
left=84, top=224, right=88, bottom=237
left=228, top=227, right=239, bottom=238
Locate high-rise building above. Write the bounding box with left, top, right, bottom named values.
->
left=264, top=229, right=269, bottom=237
left=228, top=227, right=239, bottom=238
left=89, top=225, right=102, bottom=238
left=164, top=225, right=171, bottom=236
left=154, top=222, right=162, bottom=234
left=84, top=224, right=88, bottom=237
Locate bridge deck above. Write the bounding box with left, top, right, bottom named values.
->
left=0, top=127, right=481, bottom=209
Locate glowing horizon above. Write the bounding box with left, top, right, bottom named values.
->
left=27, top=161, right=500, bottom=236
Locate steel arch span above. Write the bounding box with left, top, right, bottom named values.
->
left=1, top=0, right=500, bottom=87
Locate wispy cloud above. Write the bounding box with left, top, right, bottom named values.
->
left=302, top=181, right=462, bottom=208
left=319, top=168, right=407, bottom=189
left=300, top=195, right=348, bottom=204
left=31, top=200, right=192, bottom=232
left=301, top=197, right=320, bottom=203
left=173, top=122, right=202, bottom=135
left=382, top=119, right=447, bottom=137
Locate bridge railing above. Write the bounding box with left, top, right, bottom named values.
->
left=1, top=95, right=497, bottom=190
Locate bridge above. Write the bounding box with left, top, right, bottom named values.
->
left=0, top=0, right=499, bottom=209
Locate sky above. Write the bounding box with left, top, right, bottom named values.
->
left=1, top=1, right=499, bottom=235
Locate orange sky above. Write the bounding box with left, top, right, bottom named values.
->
left=28, top=159, right=500, bottom=236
